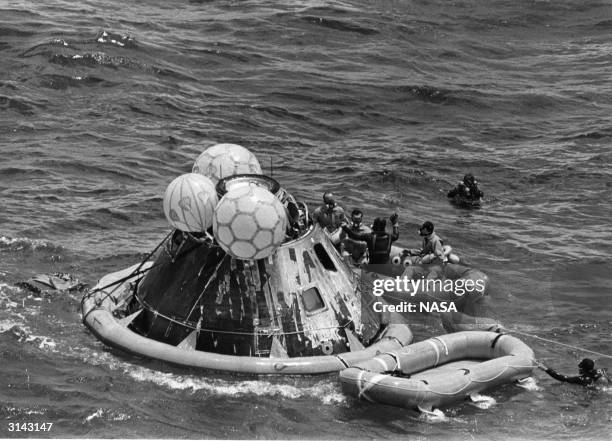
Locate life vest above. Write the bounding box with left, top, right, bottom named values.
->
left=370, top=233, right=392, bottom=264
left=314, top=205, right=345, bottom=231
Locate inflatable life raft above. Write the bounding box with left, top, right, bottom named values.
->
left=339, top=331, right=535, bottom=410
left=81, top=260, right=414, bottom=375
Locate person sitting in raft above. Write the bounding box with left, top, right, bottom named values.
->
left=448, top=174, right=483, bottom=201
left=405, top=221, right=446, bottom=265
left=537, top=358, right=609, bottom=387
left=341, top=209, right=371, bottom=264
left=341, top=213, right=399, bottom=264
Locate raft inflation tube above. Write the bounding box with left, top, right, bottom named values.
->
left=81, top=263, right=414, bottom=375
left=390, top=245, right=460, bottom=266
left=339, top=331, right=535, bottom=410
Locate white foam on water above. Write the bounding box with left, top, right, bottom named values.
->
left=11, top=312, right=26, bottom=321
left=0, top=313, right=59, bottom=353
left=4, top=406, right=46, bottom=415
left=1, top=283, right=23, bottom=307
left=418, top=407, right=448, bottom=423
left=0, top=283, right=59, bottom=349
left=77, top=348, right=128, bottom=371
left=84, top=408, right=103, bottom=422
left=0, top=319, right=31, bottom=342
left=3, top=300, right=19, bottom=309
left=0, top=282, right=17, bottom=291
left=3, top=323, right=60, bottom=352
left=468, top=393, right=497, bottom=409
left=319, top=387, right=348, bottom=405
left=75, top=345, right=346, bottom=405
left=83, top=407, right=134, bottom=424
left=1, top=284, right=42, bottom=320
left=0, top=319, right=24, bottom=333
left=0, top=236, right=55, bottom=250
left=111, top=412, right=131, bottom=421
left=516, top=377, right=541, bottom=391
left=24, top=335, right=57, bottom=351
left=126, top=365, right=347, bottom=404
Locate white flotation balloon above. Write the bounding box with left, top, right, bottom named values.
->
left=163, top=173, right=218, bottom=232
left=213, top=184, right=287, bottom=260
left=192, top=143, right=262, bottom=185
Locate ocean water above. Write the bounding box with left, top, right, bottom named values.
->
left=1, top=0, right=611, bottom=439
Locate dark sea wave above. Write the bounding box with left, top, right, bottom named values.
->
left=1, top=0, right=611, bottom=439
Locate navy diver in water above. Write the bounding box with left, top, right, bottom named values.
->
left=448, top=173, right=483, bottom=204
left=537, top=358, right=609, bottom=387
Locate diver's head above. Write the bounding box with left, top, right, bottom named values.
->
left=323, top=192, right=335, bottom=209
left=351, top=209, right=363, bottom=228
left=418, top=221, right=434, bottom=237
left=578, top=358, right=595, bottom=374
left=463, top=174, right=476, bottom=187
left=372, top=217, right=387, bottom=232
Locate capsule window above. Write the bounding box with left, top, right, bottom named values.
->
left=302, top=287, right=325, bottom=313
left=314, top=243, right=336, bottom=271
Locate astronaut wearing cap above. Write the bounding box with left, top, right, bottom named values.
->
left=407, top=221, right=446, bottom=265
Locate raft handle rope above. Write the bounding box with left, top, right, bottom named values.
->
left=491, top=333, right=504, bottom=349
left=373, top=351, right=402, bottom=374
left=504, top=328, right=612, bottom=360
left=426, top=339, right=441, bottom=367
left=426, top=336, right=452, bottom=368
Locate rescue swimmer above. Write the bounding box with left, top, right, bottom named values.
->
left=448, top=173, right=484, bottom=201
left=448, top=173, right=484, bottom=208
left=537, top=358, right=609, bottom=387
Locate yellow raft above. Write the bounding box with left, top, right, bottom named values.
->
left=339, top=331, right=535, bottom=410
